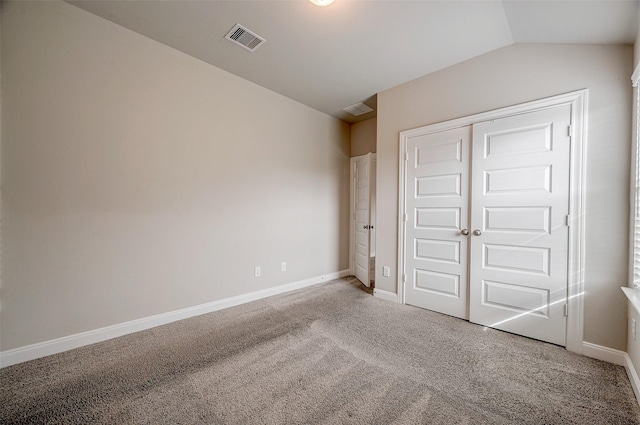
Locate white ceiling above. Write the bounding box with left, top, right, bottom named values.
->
left=67, top=0, right=639, bottom=123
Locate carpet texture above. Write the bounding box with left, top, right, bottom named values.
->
left=2, top=277, right=639, bottom=424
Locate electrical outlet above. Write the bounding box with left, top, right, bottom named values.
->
left=633, top=319, right=637, bottom=341
left=254, top=266, right=261, bottom=277
left=383, top=266, right=390, bottom=277
left=281, top=262, right=287, bottom=272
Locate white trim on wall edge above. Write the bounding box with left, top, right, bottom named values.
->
left=0, top=269, right=350, bottom=368
left=632, top=62, right=640, bottom=87
left=582, top=341, right=640, bottom=406
left=624, top=351, right=640, bottom=406
left=373, top=288, right=399, bottom=303
left=582, top=342, right=640, bottom=406
left=582, top=342, right=626, bottom=366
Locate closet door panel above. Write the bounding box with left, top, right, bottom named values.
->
left=469, top=105, right=571, bottom=346
left=354, top=153, right=372, bottom=287
left=404, top=126, right=471, bottom=319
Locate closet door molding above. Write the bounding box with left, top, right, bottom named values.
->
left=397, top=90, right=587, bottom=354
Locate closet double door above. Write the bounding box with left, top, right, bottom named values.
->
left=404, top=105, right=571, bottom=346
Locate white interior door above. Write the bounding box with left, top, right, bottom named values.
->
left=404, top=127, right=471, bottom=319
left=469, top=105, right=571, bottom=346
left=354, top=153, right=372, bottom=286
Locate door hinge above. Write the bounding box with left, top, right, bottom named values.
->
left=566, top=214, right=571, bottom=226
left=405, top=152, right=408, bottom=161
left=403, top=213, right=408, bottom=222
left=568, top=125, right=573, bottom=138
left=564, top=304, right=568, bottom=317
left=402, top=273, right=406, bottom=283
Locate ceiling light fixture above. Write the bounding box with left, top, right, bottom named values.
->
left=309, top=0, right=335, bottom=6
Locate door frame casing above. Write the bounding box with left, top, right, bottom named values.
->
left=350, top=153, right=377, bottom=283
left=397, top=90, right=588, bottom=353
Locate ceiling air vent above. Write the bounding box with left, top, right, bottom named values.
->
left=225, top=23, right=265, bottom=52
left=343, top=102, right=374, bottom=117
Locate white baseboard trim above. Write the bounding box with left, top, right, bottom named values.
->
left=623, top=352, right=640, bottom=406
left=579, top=343, right=640, bottom=406
left=373, top=288, right=399, bottom=303
left=0, top=269, right=350, bottom=368
left=582, top=342, right=626, bottom=366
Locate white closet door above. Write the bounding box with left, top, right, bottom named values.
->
left=469, top=105, right=571, bottom=346
left=404, top=127, right=471, bottom=319
left=354, top=153, right=372, bottom=287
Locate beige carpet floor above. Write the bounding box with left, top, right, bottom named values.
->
left=1, top=276, right=639, bottom=424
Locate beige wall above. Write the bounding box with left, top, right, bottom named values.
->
left=377, top=44, right=633, bottom=351
left=0, top=1, right=350, bottom=351
left=350, top=118, right=377, bottom=157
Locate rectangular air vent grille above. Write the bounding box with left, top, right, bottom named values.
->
left=343, top=102, right=374, bottom=117
left=225, top=24, right=265, bottom=52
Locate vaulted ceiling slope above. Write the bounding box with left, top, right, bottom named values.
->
left=67, top=0, right=639, bottom=123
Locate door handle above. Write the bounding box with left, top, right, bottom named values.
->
left=473, top=229, right=482, bottom=236
left=461, top=229, right=469, bottom=236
